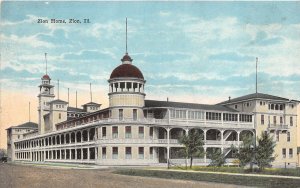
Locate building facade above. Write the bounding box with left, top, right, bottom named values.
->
left=7, top=51, right=299, bottom=167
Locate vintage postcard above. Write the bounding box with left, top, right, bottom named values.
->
left=0, top=1, right=300, bottom=188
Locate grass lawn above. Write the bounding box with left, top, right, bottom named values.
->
left=180, top=166, right=300, bottom=177
left=12, top=162, right=93, bottom=168
left=114, top=169, right=300, bottom=188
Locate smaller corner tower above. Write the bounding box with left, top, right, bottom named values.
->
left=38, top=53, right=55, bottom=134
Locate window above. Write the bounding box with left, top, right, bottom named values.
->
left=112, top=126, right=118, bottom=138
left=290, top=117, right=293, bottom=126
left=112, top=147, right=118, bottom=159
left=260, top=101, right=263, bottom=106
left=279, top=105, right=283, bottom=110
left=59, top=113, right=61, bottom=119
left=119, top=109, right=123, bottom=120
left=273, top=116, right=277, bottom=125
left=282, top=148, right=286, bottom=158
left=174, top=110, right=187, bottom=119
left=149, top=127, right=153, bottom=138
left=235, top=105, right=237, bottom=109
left=102, top=147, right=106, bottom=159
left=125, top=126, right=131, bottom=138
left=261, top=115, right=264, bottom=125
left=287, top=132, right=290, bottom=142
left=133, top=109, right=137, bottom=121
left=102, top=127, right=106, bottom=138
left=280, top=117, right=283, bottom=125
left=125, top=147, right=132, bottom=159
left=138, top=127, right=144, bottom=139
left=239, top=114, right=252, bottom=122
left=206, top=112, right=222, bottom=121
left=276, top=131, right=279, bottom=141
left=188, top=111, right=205, bottom=119
left=139, top=147, right=144, bottom=159
left=289, top=148, right=293, bottom=158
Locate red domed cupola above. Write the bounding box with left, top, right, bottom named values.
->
left=42, top=74, right=51, bottom=80
left=110, top=53, right=144, bottom=80
left=110, top=64, right=144, bottom=79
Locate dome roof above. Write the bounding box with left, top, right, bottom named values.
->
left=110, top=64, right=144, bottom=79
left=42, top=74, right=50, bottom=80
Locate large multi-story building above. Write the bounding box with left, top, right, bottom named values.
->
left=6, top=43, right=299, bottom=168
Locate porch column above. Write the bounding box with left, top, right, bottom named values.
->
left=237, top=131, right=240, bottom=148
left=167, top=109, right=170, bottom=124
left=185, top=128, right=189, bottom=135
left=167, top=128, right=170, bottom=161
left=221, top=130, right=224, bottom=145
left=221, top=113, right=224, bottom=126
left=221, top=130, right=224, bottom=154
left=44, top=150, right=46, bottom=162
left=95, top=147, right=98, bottom=160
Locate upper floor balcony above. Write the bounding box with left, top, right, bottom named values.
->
left=55, top=116, right=254, bottom=132
left=268, top=123, right=289, bottom=131
left=145, top=118, right=254, bottom=129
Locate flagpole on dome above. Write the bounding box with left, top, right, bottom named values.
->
left=45, top=53, right=48, bottom=75
left=126, top=17, right=128, bottom=54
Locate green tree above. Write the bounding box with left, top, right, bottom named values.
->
left=235, top=134, right=255, bottom=168
left=207, top=148, right=226, bottom=167
left=179, top=129, right=204, bottom=169
left=0, top=149, right=7, bottom=158
left=255, top=131, right=276, bottom=171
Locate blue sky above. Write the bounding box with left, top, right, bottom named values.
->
left=1, top=1, right=300, bottom=104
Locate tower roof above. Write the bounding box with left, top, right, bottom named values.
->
left=42, top=74, right=51, bottom=80
left=110, top=63, right=144, bottom=79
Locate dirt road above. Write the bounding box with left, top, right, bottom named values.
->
left=0, top=163, right=249, bottom=188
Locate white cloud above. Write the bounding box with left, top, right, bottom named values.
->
left=1, top=33, right=54, bottom=48
left=159, top=11, right=171, bottom=17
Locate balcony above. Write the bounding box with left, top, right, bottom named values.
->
left=146, top=118, right=254, bottom=129
left=268, top=124, right=289, bottom=131
left=55, top=117, right=254, bottom=133
left=96, top=138, right=179, bottom=145
left=96, top=138, right=241, bottom=147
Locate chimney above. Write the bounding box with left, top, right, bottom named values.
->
left=228, top=96, right=231, bottom=101
left=167, top=97, right=169, bottom=102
